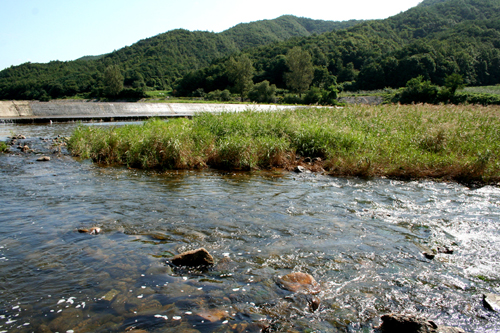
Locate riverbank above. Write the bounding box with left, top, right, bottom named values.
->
left=68, top=104, right=500, bottom=186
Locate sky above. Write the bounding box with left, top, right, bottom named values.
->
left=0, top=0, right=423, bottom=71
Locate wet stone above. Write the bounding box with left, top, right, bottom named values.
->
left=78, top=227, right=101, bottom=235
left=380, top=314, right=465, bottom=333
left=277, top=272, right=320, bottom=295
left=214, top=256, right=237, bottom=272
left=483, top=293, right=500, bottom=312
left=36, top=156, right=51, bottom=162
left=171, top=248, right=214, bottom=267
left=294, top=166, right=306, bottom=173
left=101, top=289, right=120, bottom=301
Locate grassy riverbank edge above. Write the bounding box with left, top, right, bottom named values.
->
left=68, top=104, right=500, bottom=186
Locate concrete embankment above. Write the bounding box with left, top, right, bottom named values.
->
left=0, top=101, right=305, bottom=123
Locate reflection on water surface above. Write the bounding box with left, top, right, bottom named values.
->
left=0, top=122, right=499, bottom=332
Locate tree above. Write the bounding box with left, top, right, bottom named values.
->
left=284, top=47, right=314, bottom=97
left=103, top=65, right=124, bottom=97
left=444, top=73, right=465, bottom=95
left=226, top=54, right=255, bottom=101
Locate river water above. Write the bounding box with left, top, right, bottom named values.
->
left=0, top=122, right=499, bottom=333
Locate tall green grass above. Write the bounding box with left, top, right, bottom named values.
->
left=462, top=85, right=500, bottom=95
left=69, top=104, right=500, bottom=184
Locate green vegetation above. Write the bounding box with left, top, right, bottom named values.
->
left=0, top=16, right=357, bottom=101
left=173, top=0, right=500, bottom=104
left=284, top=47, right=314, bottom=97
left=462, top=85, right=500, bottom=95
left=2, top=0, right=500, bottom=104
left=0, top=141, right=8, bottom=152
left=69, top=104, right=500, bottom=185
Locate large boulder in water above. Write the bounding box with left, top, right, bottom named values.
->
left=171, top=248, right=214, bottom=267
left=277, top=272, right=320, bottom=295
left=380, top=314, right=465, bottom=333
left=277, top=272, right=321, bottom=312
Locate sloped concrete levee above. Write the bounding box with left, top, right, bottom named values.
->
left=0, top=101, right=305, bottom=123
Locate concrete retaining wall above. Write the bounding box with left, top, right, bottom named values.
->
left=0, top=101, right=305, bottom=123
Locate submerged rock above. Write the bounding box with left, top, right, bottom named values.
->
left=277, top=272, right=320, bottom=295
left=483, top=293, right=500, bottom=312
left=380, top=314, right=465, bottom=333
left=171, top=248, right=214, bottom=267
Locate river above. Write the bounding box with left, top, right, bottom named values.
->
left=0, top=122, right=499, bottom=332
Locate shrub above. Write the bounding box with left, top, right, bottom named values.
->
left=303, top=87, right=323, bottom=105
left=398, top=76, right=439, bottom=104
left=248, top=81, right=277, bottom=103
left=281, top=94, right=303, bottom=105
left=205, top=89, right=233, bottom=101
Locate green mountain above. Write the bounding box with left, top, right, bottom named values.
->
left=1, top=0, right=499, bottom=101
left=176, top=0, right=500, bottom=95
left=0, top=15, right=361, bottom=100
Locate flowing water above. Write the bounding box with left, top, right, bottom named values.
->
left=0, top=122, right=499, bottom=333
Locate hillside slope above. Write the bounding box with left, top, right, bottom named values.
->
left=176, top=0, right=500, bottom=94
left=0, top=15, right=360, bottom=100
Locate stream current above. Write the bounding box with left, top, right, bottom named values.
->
left=0, top=122, right=499, bottom=332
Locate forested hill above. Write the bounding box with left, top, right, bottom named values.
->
left=1, top=0, right=500, bottom=101
left=176, top=0, right=500, bottom=95
left=221, top=15, right=362, bottom=50
left=0, top=15, right=360, bottom=100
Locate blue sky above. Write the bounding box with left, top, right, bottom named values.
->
left=0, top=0, right=422, bottom=71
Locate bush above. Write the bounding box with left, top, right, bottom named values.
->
left=205, top=89, right=233, bottom=101
left=281, top=94, right=303, bottom=104
left=398, top=76, right=439, bottom=104
left=303, top=87, right=323, bottom=105
left=248, top=81, right=277, bottom=103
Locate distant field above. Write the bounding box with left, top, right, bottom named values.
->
left=461, top=85, right=500, bottom=95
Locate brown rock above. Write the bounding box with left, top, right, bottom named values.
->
left=77, top=227, right=101, bottom=235
left=171, top=248, right=214, bottom=267
left=278, top=272, right=320, bottom=295
left=196, top=308, right=228, bottom=322
left=37, top=156, right=51, bottom=162
left=381, top=314, right=437, bottom=333
left=380, top=314, right=465, bottom=333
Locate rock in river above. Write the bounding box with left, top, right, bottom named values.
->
left=36, top=156, right=51, bottom=162
left=294, top=166, right=306, bottom=173
left=171, top=248, right=214, bottom=267
left=78, top=227, right=101, bottom=235
left=483, top=293, right=500, bottom=312
left=380, top=313, right=465, bottom=333
left=277, top=272, right=320, bottom=295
